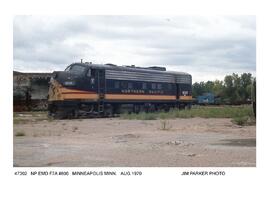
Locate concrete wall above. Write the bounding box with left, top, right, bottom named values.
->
left=13, top=71, right=52, bottom=111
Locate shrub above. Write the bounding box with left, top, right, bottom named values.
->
left=232, top=116, right=256, bottom=126
left=232, top=116, right=249, bottom=126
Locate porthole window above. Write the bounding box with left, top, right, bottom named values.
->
left=121, top=81, right=127, bottom=88
left=142, top=83, right=147, bottom=90
left=128, top=82, right=133, bottom=89
left=114, top=81, right=120, bottom=88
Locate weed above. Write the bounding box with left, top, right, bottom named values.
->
left=160, top=120, right=172, bottom=130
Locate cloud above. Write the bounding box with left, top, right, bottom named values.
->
left=13, top=15, right=256, bottom=82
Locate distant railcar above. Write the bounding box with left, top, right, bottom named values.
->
left=197, top=93, right=215, bottom=105
left=48, top=62, right=192, bottom=118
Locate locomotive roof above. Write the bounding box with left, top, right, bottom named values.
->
left=75, top=62, right=191, bottom=76
left=71, top=62, right=191, bottom=84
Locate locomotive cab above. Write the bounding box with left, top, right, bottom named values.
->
left=49, top=64, right=96, bottom=93
left=64, top=64, right=96, bottom=86
left=65, top=63, right=87, bottom=74
left=48, top=63, right=99, bottom=118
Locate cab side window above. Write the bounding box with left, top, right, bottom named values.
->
left=87, top=69, right=95, bottom=85
left=86, top=69, right=91, bottom=77
left=91, top=69, right=96, bottom=77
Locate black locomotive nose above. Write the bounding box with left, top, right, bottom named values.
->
left=53, top=71, right=69, bottom=81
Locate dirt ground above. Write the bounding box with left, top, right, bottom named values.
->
left=13, top=113, right=256, bottom=167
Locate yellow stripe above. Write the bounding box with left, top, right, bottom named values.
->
left=105, top=94, right=175, bottom=100
left=49, top=79, right=98, bottom=101
left=60, top=87, right=94, bottom=94
left=179, top=95, right=192, bottom=100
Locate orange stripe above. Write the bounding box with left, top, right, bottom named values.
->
left=105, top=94, right=175, bottom=100
left=179, top=96, right=192, bottom=100
left=53, top=93, right=192, bottom=101
left=62, top=93, right=99, bottom=100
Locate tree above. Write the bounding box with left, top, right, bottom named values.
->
left=224, top=75, right=234, bottom=103
left=192, top=82, right=205, bottom=97
left=212, top=80, right=224, bottom=96
left=193, top=73, right=255, bottom=104
left=240, top=73, right=252, bottom=101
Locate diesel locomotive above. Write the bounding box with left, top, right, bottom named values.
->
left=48, top=62, right=192, bottom=118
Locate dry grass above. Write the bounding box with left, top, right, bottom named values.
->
left=121, top=105, right=255, bottom=125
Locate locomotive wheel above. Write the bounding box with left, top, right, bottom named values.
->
left=72, top=108, right=79, bottom=119
left=104, top=105, right=114, bottom=117
left=48, top=105, right=66, bottom=119
left=54, top=110, right=67, bottom=119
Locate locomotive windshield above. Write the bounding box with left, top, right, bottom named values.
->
left=65, top=64, right=86, bottom=75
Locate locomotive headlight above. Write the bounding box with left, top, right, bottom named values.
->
left=64, top=81, right=76, bottom=86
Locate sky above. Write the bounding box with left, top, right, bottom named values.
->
left=13, top=15, right=256, bottom=83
